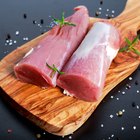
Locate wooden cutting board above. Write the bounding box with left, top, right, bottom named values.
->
left=0, top=0, right=140, bottom=136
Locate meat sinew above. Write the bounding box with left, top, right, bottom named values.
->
left=14, top=6, right=89, bottom=87
left=57, top=22, right=121, bottom=102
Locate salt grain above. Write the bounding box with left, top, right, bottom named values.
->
left=107, top=9, right=109, bottom=12
left=6, top=40, right=9, bottom=43
left=15, top=31, right=19, bottom=35
left=116, top=98, right=119, bottom=100
left=129, top=77, right=133, bottom=80
left=110, top=114, right=114, bottom=118
left=101, top=124, right=104, bottom=127
left=110, top=96, right=114, bottom=99
left=36, top=133, right=41, bottom=138
left=111, top=134, right=114, bottom=137
left=122, top=91, right=125, bottom=95
left=99, top=7, right=102, bottom=10
left=68, top=135, right=72, bottom=139
left=112, top=10, right=115, bottom=13
left=133, top=126, right=136, bottom=130
left=138, top=116, right=140, bottom=119
left=9, top=42, right=12, bottom=46
left=14, top=40, right=17, bottom=44
left=136, top=90, right=139, bottom=93
left=136, top=105, right=139, bottom=109
left=121, top=127, right=124, bottom=131
left=111, top=15, right=114, bottom=18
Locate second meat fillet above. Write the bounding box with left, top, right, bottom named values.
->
left=57, top=22, right=121, bottom=102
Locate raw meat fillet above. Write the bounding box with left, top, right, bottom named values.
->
left=14, top=6, right=89, bottom=87
left=57, top=22, right=121, bottom=102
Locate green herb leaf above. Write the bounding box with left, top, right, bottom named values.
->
left=119, top=46, right=129, bottom=52
left=131, top=36, right=139, bottom=45
left=125, top=38, right=131, bottom=45
left=119, top=35, right=140, bottom=56
left=50, top=12, right=76, bottom=28
left=131, top=47, right=140, bottom=56
left=46, top=63, right=65, bottom=75
left=64, top=21, right=76, bottom=26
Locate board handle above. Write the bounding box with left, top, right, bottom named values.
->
left=114, top=0, right=140, bottom=34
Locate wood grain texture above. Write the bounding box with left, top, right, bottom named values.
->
left=0, top=0, right=140, bottom=136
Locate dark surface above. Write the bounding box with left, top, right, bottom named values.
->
left=0, top=0, right=140, bottom=140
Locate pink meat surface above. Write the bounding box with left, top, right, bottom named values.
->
left=14, top=6, right=89, bottom=88
left=57, top=22, right=121, bottom=102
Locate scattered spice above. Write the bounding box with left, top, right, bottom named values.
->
left=95, top=11, right=100, bottom=17
left=36, top=133, right=41, bottom=139
left=116, top=111, right=123, bottom=117
left=40, top=19, right=44, bottom=24
left=126, top=84, right=131, bottom=89
left=132, top=102, right=136, bottom=107
left=107, top=15, right=111, bottom=19
left=100, top=0, right=103, bottom=5
left=6, top=34, right=11, bottom=40
left=33, top=20, right=37, bottom=24
left=135, top=80, right=139, bottom=85
left=23, top=13, right=27, bottom=19
left=7, top=129, right=12, bottom=133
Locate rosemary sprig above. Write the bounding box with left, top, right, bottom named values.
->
left=46, top=63, right=65, bottom=75
left=50, top=12, right=76, bottom=28
left=119, top=35, right=140, bottom=56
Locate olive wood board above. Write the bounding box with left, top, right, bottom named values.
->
left=0, top=0, right=140, bottom=136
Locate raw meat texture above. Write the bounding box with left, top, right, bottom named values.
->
left=57, top=22, right=121, bottom=102
left=14, top=6, right=89, bottom=88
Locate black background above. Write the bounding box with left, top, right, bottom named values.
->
left=0, top=0, right=140, bottom=140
